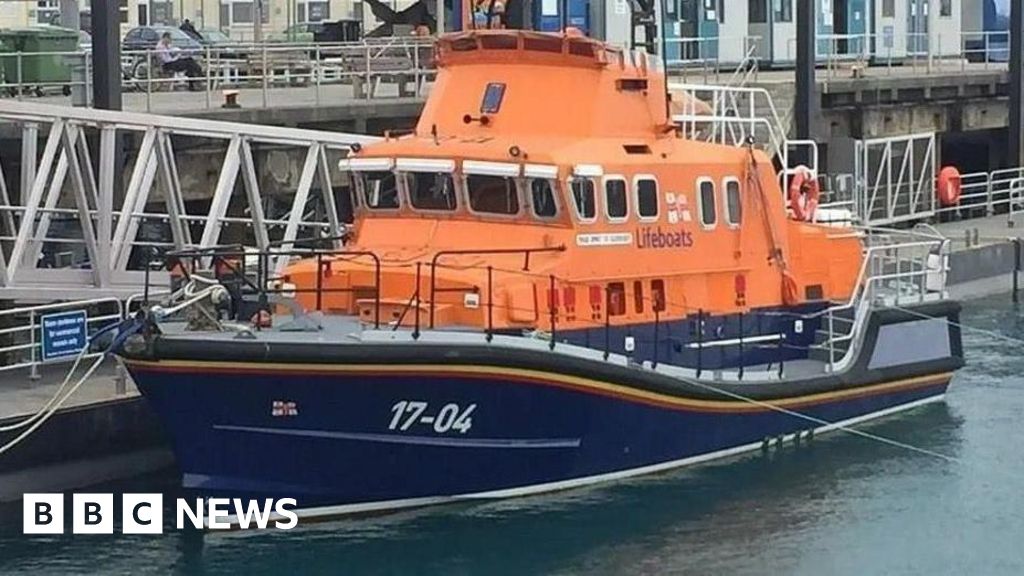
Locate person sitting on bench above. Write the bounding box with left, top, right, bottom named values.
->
left=155, top=32, right=203, bottom=91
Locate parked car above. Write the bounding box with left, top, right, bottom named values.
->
left=196, top=28, right=246, bottom=59
left=122, top=25, right=201, bottom=54
left=268, top=23, right=324, bottom=44
left=78, top=30, right=91, bottom=52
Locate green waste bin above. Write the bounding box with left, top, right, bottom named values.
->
left=0, top=27, right=79, bottom=94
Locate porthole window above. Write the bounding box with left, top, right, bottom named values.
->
left=698, top=178, right=717, bottom=227
left=570, top=178, right=596, bottom=221
left=724, top=178, right=742, bottom=226
left=604, top=178, right=628, bottom=221
left=636, top=177, right=659, bottom=220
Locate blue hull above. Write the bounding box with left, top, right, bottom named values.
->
left=127, top=359, right=952, bottom=515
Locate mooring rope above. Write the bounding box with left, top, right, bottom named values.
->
left=892, top=303, right=1024, bottom=347
left=0, top=282, right=225, bottom=457
left=675, top=372, right=960, bottom=463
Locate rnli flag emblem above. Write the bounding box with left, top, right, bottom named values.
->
left=271, top=401, right=298, bottom=417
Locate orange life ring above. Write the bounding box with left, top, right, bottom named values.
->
left=788, top=165, right=820, bottom=222
left=937, top=166, right=962, bottom=206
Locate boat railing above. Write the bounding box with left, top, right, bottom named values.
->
left=427, top=246, right=567, bottom=330
left=810, top=226, right=950, bottom=371
left=668, top=82, right=820, bottom=188
left=140, top=227, right=946, bottom=380
left=668, top=82, right=787, bottom=156
left=157, top=240, right=383, bottom=329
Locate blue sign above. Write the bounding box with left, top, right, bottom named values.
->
left=40, top=310, right=88, bottom=362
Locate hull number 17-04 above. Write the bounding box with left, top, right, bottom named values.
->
left=388, top=401, right=476, bottom=434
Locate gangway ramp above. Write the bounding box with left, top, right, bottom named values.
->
left=0, top=101, right=377, bottom=301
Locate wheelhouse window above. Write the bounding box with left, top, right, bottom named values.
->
left=358, top=171, right=399, bottom=210
left=636, top=177, right=659, bottom=220
left=570, top=178, right=596, bottom=222
left=604, top=178, right=628, bottom=221
left=698, top=178, right=717, bottom=227
left=466, top=175, right=519, bottom=215
left=724, top=178, right=742, bottom=226
left=405, top=172, right=457, bottom=211
left=530, top=179, right=559, bottom=219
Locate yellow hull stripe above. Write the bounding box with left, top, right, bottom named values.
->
left=124, top=357, right=954, bottom=413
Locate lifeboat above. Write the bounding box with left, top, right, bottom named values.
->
left=115, top=29, right=964, bottom=522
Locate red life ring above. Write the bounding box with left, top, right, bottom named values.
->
left=937, top=166, right=962, bottom=206
left=788, top=165, right=820, bottom=222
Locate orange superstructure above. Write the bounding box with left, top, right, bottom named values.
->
left=284, top=29, right=864, bottom=333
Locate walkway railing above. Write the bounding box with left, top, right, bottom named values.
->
left=814, top=226, right=949, bottom=371
left=0, top=297, right=122, bottom=378
left=661, top=30, right=1009, bottom=77
left=0, top=37, right=435, bottom=112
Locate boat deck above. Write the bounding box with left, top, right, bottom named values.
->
left=155, top=313, right=835, bottom=384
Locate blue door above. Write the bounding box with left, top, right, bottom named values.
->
left=533, top=0, right=590, bottom=33
left=697, top=0, right=720, bottom=60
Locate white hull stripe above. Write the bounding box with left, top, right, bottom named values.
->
left=213, top=424, right=582, bottom=449
left=230, top=393, right=946, bottom=524
left=686, top=333, right=785, bottom=348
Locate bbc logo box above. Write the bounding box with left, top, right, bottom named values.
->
left=24, top=493, right=163, bottom=535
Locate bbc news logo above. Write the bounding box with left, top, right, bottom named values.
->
left=23, top=494, right=298, bottom=534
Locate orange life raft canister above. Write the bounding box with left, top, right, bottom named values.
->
left=788, top=165, right=820, bottom=222
left=937, top=166, right=962, bottom=206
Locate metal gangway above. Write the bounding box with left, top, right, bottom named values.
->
left=0, top=100, right=377, bottom=300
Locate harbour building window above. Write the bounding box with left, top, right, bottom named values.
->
left=405, top=172, right=457, bottom=211
left=605, top=178, right=628, bottom=221
left=724, top=178, right=742, bottom=226
left=774, top=0, right=792, bottom=22
left=467, top=175, right=520, bottom=215
left=530, top=179, right=559, bottom=218
left=636, top=178, right=659, bottom=220
left=749, top=0, right=767, bottom=23
left=358, top=171, right=399, bottom=210
left=571, top=178, right=596, bottom=221
left=698, top=179, right=717, bottom=227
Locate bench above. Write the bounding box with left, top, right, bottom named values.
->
left=343, top=46, right=432, bottom=99
left=243, top=52, right=315, bottom=87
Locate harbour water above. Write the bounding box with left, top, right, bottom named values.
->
left=1, top=293, right=1022, bottom=575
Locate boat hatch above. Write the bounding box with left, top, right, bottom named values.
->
left=524, top=164, right=559, bottom=179
left=462, top=161, right=521, bottom=177
left=395, top=158, right=456, bottom=173
left=339, top=158, right=393, bottom=171
left=573, top=164, right=604, bottom=178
